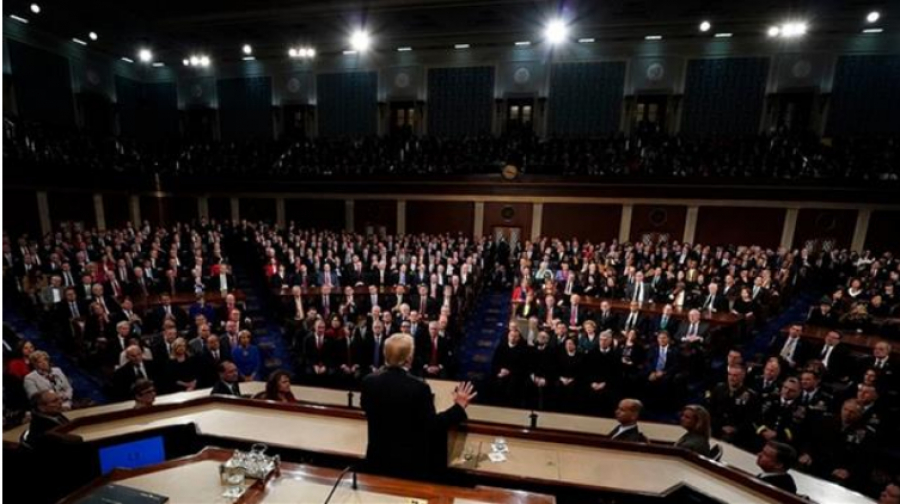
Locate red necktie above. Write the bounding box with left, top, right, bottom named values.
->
left=570, top=307, right=577, bottom=326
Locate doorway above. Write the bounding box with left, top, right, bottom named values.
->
left=506, top=98, right=534, bottom=134
left=773, top=92, right=814, bottom=133
left=493, top=226, right=522, bottom=246
left=282, top=104, right=308, bottom=139
left=390, top=101, right=416, bottom=136
left=633, top=95, right=668, bottom=133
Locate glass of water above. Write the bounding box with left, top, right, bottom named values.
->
left=223, top=465, right=246, bottom=499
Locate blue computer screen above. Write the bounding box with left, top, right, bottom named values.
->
left=98, top=436, right=166, bottom=474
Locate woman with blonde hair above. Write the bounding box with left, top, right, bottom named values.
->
left=675, top=404, right=712, bottom=457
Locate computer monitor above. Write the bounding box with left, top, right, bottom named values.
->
left=98, top=435, right=166, bottom=474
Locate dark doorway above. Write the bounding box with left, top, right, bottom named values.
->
left=183, top=107, right=216, bottom=142
left=773, top=92, right=814, bottom=132
left=506, top=98, right=534, bottom=134
left=633, top=95, right=667, bottom=133
left=78, top=93, right=113, bottom=135
left=390, top=101, right=416, bottom=136
left=282, top=104, right=308, bottom=139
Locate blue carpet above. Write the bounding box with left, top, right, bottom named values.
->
left=457, top=288, right=512, bottom=384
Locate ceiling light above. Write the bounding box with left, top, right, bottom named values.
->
left=89, top=32, right=98, bottom=41
left=288, top=48, right=298, bottom=57
left=714, top=32, right=733, bottom=38
left=242, top=56, right=255, bottom=61
left=645, top=35, right=663, bottom=40
left=700, top=21, right=711, bottom=32
left=515, top=41, right=531, bottom=46
left=578, top=38, right=595, bottom=43
left=242, top=44, right=252, bottom=55
left=138, top=48, right=153, bottom=63
left=545, top=19, right=568, bottom=44
left=343, top=50, right=358, bottom=55
left=867, top=11, right=880, bottom=23
left=306, top=48, right=315, bottom=58
left=397, top=46, right=412, bottom=52
left=30, top=3, right=40, bottom=14
left=767, top=26, right=781, bottom=37
left=199, top=55, right=210, bottom=67
left=189, top=55, right=200, bottom=66
left=121, top=57, right=134, bottom=63
left=780, top=22, right=807, bottom=38
left=72, top=38, right=87, bottom=46
left=350, top=30, right=371, bottom=52
left=862, top=27, right=884, bottom=33
left=182, top=59, right=189, bottom=66
left=454, top=43, right=470, bottom=49
left=151, top=62, right=164, bottom=67
left=9, top=15, right=29, bottom=24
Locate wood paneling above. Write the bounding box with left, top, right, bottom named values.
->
left=285, top=199, right=345, bottom=231
left=354, top=200, right=397, bottom=235
left=793, top=209, right=857, bottom=250
left=865, top=211, right=900, bottom=253
left=3, top=189, right=40, bottom=236
left=484, top=202, right=533, bottom=240
left=168, top=196, right=199, bottom=226
left=48, top=192, right=95, bottom=230
left=240, top=198, right=277, bottom=223
left=696, top=207, right=785, bottom=248
left=629, top=205, right=687, bottom=243
left=140, top=196, right=167, bottom=228
left=103, top=194, right=131, bottom=229
left=541, top=204, right=621, bottom=243
left=406, top=201, right=473, bottom=236
left=208, top=198, right=231, bottom=222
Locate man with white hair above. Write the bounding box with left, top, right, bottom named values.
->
left=361, top=333, right=476, bottom=478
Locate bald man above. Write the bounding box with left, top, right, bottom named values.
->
left=361, top=333, right=476, bottom=478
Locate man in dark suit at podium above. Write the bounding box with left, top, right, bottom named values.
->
left=361, top=333, right=476, bottom=479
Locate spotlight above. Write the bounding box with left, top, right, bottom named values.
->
left=72, top=38, right=87, bottom=46
left=781, top=22, right=807, bottom=38
left=454, top=43, right=470, bottom=49
left=545, top=19, right=568, bottom=44
left=767, top=26, right=781, bottom=37
left=288, top=48, right=298, bottom=57
left=138, top=48, right=153, bottom=63
left=182, top=59, right=189, bottom=66
left=30, top=3, right=40, bottom=14
left=9, top=14, right=29, bottom=24
left=863, top=27, right=883, bottom=34
left=699, top=21, right=711, bottom=32
left=350, top=30, right=371, bottom=52
left=89, top=32, right=98, bottom=41
left=242, top=44, right=252, bottom=55
left=199, top=55, right=210, bottom=67
left=645, top=35, right=663, bottom=40
left=121, top=57, right=134, bottom=63
left=397, top=47, right=412, bottom=52
left=190, top=55, right=200, bottom=66
left=867, top=11, right=880, bottom=23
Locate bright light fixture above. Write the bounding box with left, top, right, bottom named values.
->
left=578, top=38, right=595, bottom=43
left=72, top=38, right=87, bottom=46
left=89, top=32, right=98, bottom=41
left=121, top=57, right=134, bottom=63
left=700, top=21, right=711, bottom=32
left=645, top=35, right=663, bottom=40
left=30, top=3, right=40, bottom=14
left=242, top=56, right=255, bottom=61
left=199, top=55, right=210, bottom=67
left=9, top=15, right=29, bottom=24
left=867, top=11, right=880, bottom=23
left=397, top=46, right=412, bottom=52
left=242, top=44, right=252, bottom=55
left=288, top=48, right=298, bottom=57
left=515, top=41, right=531, bottom=46
left=862, top=27, right=883, bottom=33
left=190, top=55, right=200, bottom=66
left=714, top=32, right=733, bottom=38
left=454, top=43, right=470, bottom=49
left=767, top=26, right=781, bottom=37
left=350, top=30, right=371, bottom=52
left=182, top=59, right=189, bottom=66
left=545, top=19, right=568, bottom=44
left=781, top=22, right=807, bottom=38
left=138, top=48, right=153, bottom=63
left=151, top=62, right=164, bottom=67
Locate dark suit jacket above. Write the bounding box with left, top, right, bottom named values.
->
left=414, top=333, right=453, bottom=376
left=608, top=424, right=648, bottom=443
left=111, top=362, right=159, bottom=401
left=645, top=345, right=680, bottom=377
left=758, top=472, right=797, bottom=494
left=210, top=380, right=242, bottom=396
left=360, top=367, right=466, bottom=478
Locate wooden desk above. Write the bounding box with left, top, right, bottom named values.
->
left=58, top=447, right=556, bottom=504
left=513, top=296, right=740, bottom=327
left=5, top=381, right=874, bottom=504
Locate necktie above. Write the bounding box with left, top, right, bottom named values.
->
left=70, top=302, right=80, bottom=318
left=136, top=365, right=146, bottom=380
left=213, top=350, right=219, bottom=361
left=661, top=315, right=668, bottom=328
left=166, top=305, right=172, bottom=316
left=420, top=298, right=426, bottom=314
left=317, top=336, right=323, bottom=350
left=781, top=338, right=795, bottom=361
left=431, top=337, right=438, bottom=366
left=373, top=337, right=381, bottom=367
left=656, top=348, right=667, bottom=371
left=690, top=323, right=698, bottom=337
left=570, top=308, right=577, bottom=326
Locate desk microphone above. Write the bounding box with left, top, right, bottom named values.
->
left=347, top=389, right=354, bottom=408
left=322, top=465, right=357, bottom=504
left=529, top=409, right=538, bottom=429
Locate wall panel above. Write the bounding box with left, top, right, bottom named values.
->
left=240, top=198, right=277, bottom=223
left=484, top=202, right=533, bottom=241
left=406, top=201, right=473, bottom=236
left=541, top=204, right=621, bottom=243
left=285, top=199, right=345, bottom=231
left=629, top=205, right=687, bottom=244
left=792, top=209, right=857, bottom=250
left=865, top=211, right=900, bottom=253
left=354, top=200, right=397, bottom=235
left=695, top=207, right=785, bottom=248
left=48, top=192, right=95, bottom=230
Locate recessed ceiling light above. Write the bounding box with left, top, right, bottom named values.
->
left=9, top=15, right=29, bottom=24
left=700, top=21, right=711, bottom=32
left=515, top=41, right=531, bottom=46
left=454, top=43, right=470, bottom=49
left=350, top=30, right=371, bottom=52
left=645, top=35, right=663, bottom=40
left=242, top=44, right=252, bottom=55
left=767, top=26, right=781, bottom=37
left=182, top=59, right=189, bottom=66
left=714, top=32, right=733, bottom=38
left=30, top=3, right=40, bottom=14
left=89, top=32, right=98, bottom=41
left=578, top=38, right=595, bottom=43
left=545, top=19, right=568, bottom=44
left=199, top=55, right=210, bottom=67
left=72, top=38, right=87, bottom=46
left=862, top=27, right=884, bottom=33
left=397, top=47, right=412, bottom=52
left=866, top=11, right=881, bottom=23
left=138, top=48, right=153, bottom=63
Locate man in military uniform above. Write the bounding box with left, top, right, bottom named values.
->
left=749, top=357, right=782, bottom=401
left=707, top=365, right=760, bottom=449
left=856, top=383, right=886, bottom=439
left=755, top=377, right=807, bottom=450
left=798, top=398, right=875, bottom=492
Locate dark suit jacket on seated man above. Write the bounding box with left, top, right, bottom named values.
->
left=361, top=333, right=476, bottom=479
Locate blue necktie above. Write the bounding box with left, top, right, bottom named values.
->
left=656, top=348, right=667, bottom=372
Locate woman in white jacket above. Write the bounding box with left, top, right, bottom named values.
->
left=23, top=350, right=73, bottom=410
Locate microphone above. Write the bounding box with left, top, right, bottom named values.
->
left=322, top=465, right=357, bottom=504
left=347, top=389, right=354, bottom=408
left=529, top=409, right=538, bottom=429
